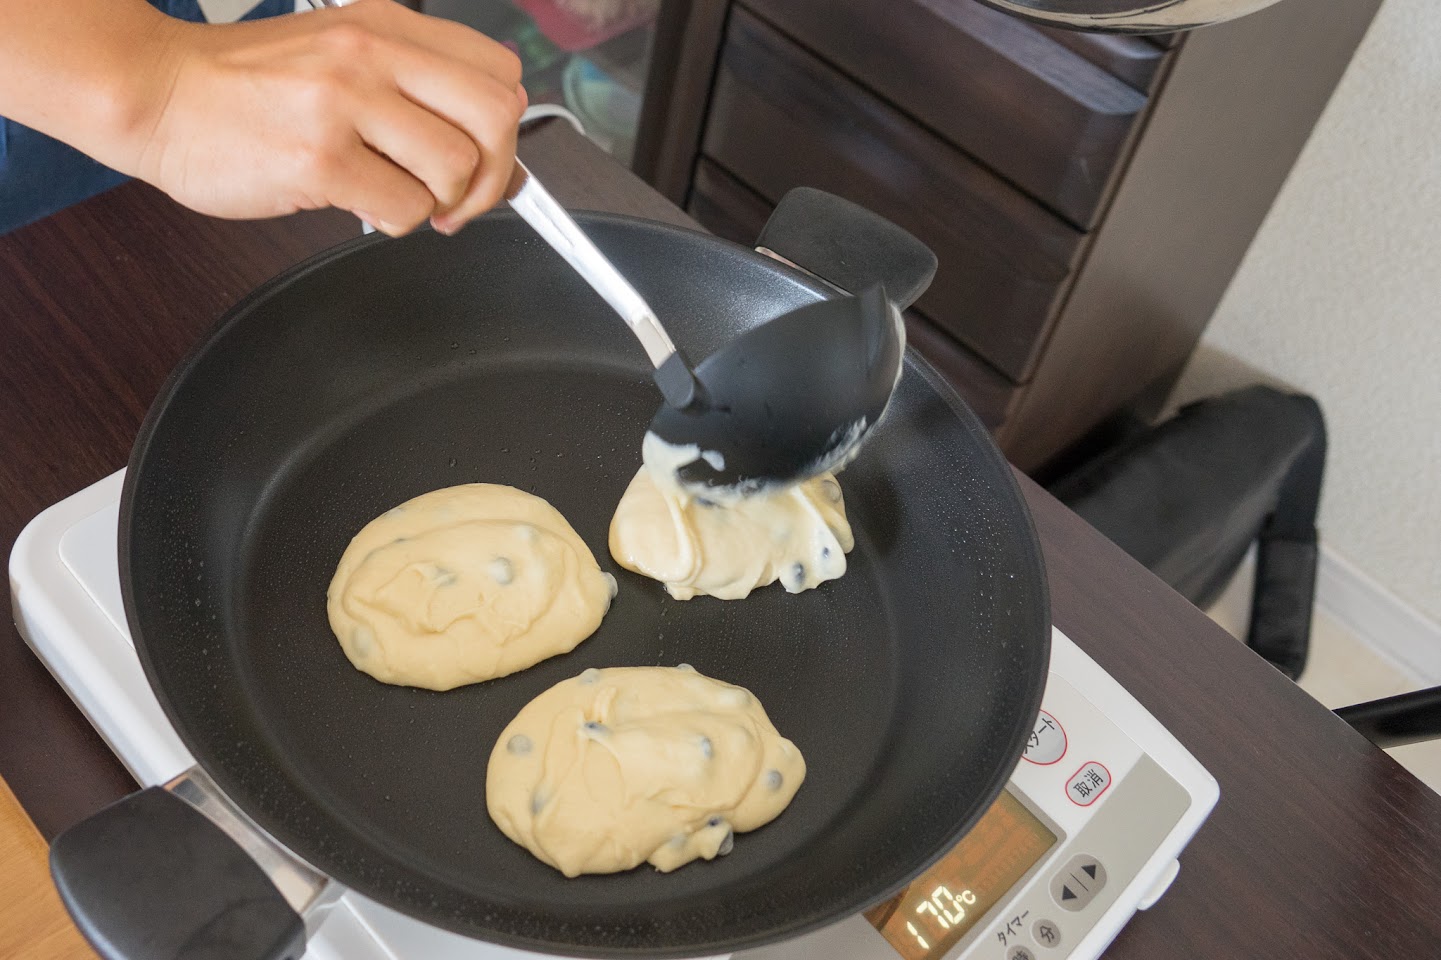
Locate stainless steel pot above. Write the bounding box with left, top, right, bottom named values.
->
left=973, top=0, right=1288, bottom=34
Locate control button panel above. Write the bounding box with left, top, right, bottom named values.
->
left=1022, top=711, right=1067, bottom=766
left=1030, top=919, right=1061, bottom=950
left=979, top=755, right=1192, bottom=960
left=992, top=909, right=1032, bottom=954
left=1050, top=855, right=1107, bottom=912
left=889, top=641, right=1215, bottom=960
left=1065, top=763, right=1111, bottom=807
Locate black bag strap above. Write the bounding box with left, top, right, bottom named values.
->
left=1247, top=395, right=1326, bottom=679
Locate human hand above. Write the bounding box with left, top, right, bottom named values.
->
left=125, top=0, right=526, bottom=235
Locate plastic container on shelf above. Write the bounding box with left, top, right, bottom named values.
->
left=421, top=1, right=650, bottom=160
left=513, top=0, right=657, bottom=52
left=562, top=55, right=643, bottom=164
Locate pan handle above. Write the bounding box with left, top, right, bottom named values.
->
left=754, top=188, right=938, bottom=311
left=50, top=767, right=335, bottom=960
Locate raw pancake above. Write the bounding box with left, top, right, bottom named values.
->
left=608, top=462, right=854, bottom=601
left=328, top=484, right=615, bottom=690
left=487, top=665, right=806, bottom=877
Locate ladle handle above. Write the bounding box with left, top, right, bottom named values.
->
left=505, top=162, right=674, bottom=367
left=505, top=161, right=702, bottom=409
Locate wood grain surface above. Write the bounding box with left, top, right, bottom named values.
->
left=2, top=120, right=1440, bottom=958
left=703, top=8, right=1086, bottom=382
left=0, top=776, right=95, bottom=959
left=746, top=0, right=1147, bottom=229
left=686, top=156, right=773, bottom=248
left=1032, top=23, right=1169, bottom=93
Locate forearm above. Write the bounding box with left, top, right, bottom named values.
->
left=0, top=0, right=184, bottom=175
left=0, top=0, right=525, bottom=235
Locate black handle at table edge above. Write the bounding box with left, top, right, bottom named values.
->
left=50, top=785, right=305, bottom=960
left=754, top=188, right=939, bottom=311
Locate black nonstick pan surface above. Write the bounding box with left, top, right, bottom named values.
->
left=116, top=210, right=1049, bottom=956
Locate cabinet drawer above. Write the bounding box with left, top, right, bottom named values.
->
left=904, top=314, right=1018, bottom=431
left=746, top=0, right=1148, bottom=228
left=687, top=158, right=772, bottom=247
left=703, top=9, right=1087, bottom=382
left=1033, top=24, right=1169, bottom=92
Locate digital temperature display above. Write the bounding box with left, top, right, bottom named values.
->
left=865, top=790, right=1056, bottom=960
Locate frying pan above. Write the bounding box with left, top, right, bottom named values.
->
left=49, top=190, right=1050, bottom=960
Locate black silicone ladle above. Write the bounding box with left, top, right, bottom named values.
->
left=645, top=283, right=901, bottom=493
left=508, top=163, right=934, bottom=493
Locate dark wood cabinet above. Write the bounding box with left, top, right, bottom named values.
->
left=634, top=0, right=1381, bottom=474
left=706, top=10, right=1089, bottom=382
left=755, top=0, right=1150, bottom=230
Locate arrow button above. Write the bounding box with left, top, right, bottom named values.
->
left=1051, top=855, right=1107, bottom=911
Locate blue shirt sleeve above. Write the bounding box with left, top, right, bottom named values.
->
left=0, top=0, right=295, bottom=236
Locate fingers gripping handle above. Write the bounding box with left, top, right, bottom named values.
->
left=755, top=188, right=938, bottom=311
left=50, top=786, right=305, bottom=960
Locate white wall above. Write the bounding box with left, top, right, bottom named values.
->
left=1170, top=0, right=1441, bottom=627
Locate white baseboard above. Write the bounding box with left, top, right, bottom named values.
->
left=1316, top=545, right=1441, bottom=687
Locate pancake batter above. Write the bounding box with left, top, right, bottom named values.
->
left=609, top=437, right=855, bottom=600
left=328, top=484, right=616, bottom=691
left=487, top=665, right=806, bottom=877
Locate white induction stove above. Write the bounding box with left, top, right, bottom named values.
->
left=10, top=471, right=1217, bottom=960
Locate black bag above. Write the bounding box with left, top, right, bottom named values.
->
left=1047, top=385, right=1326, bottom=679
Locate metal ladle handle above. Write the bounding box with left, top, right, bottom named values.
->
left=504, top=161, right=700, bottom=409
left=504, top=161, right=676, bottom=367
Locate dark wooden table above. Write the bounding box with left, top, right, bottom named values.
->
left=3, top=120, right=1440, bottom=958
